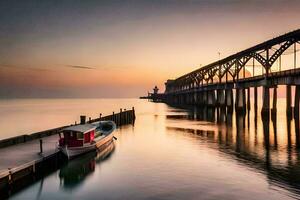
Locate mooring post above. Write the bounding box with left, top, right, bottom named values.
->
left=89, top=117, right=91, bottom=123
left=132, top=107, right=136, bottom=120
left=99, top=113, right=102, bottom=120
left=123, top=109, right=126, bottom=124
left=112, top=112, right=115, bottom=123
left=80, top=115, right=86, bottom=124
left=39, top=139, right=43, bottom=153
left=120, top=108, right=123, bottom=126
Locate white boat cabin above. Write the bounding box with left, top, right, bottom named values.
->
left=59, top=124, right=96, bottom=147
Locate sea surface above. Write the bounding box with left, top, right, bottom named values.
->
left=1, top=98, right=300, bottom=200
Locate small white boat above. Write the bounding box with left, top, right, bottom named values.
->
left=58, top=121, right=116, bottom=159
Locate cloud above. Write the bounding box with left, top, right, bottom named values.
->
left=0, top=64, right=52, bottom=72
left=66, top=65, right=96, bottom=70
left=65, top=64, right=130, bottom=71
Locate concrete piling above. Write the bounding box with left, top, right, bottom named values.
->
left=254, top=87, right=258, bottom=111
left=262, top=86, right=270, bottom=114
left=286, top=85, right=292, bottom=115
left=247, top=88, right=250, bottom=111
left=39, top=139, right=43, bottom=153
left=295, top=85, right=300, bottom=118
left=272, top=87, right=277, bottom=114
left=235, top=88, right=246, bottom=113
left=225, top=89, right=234, bottom=112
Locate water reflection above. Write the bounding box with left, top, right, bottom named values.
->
left=7, top=99, right=300, bottom=200
left=59, top=141, right=115, bottom=190
left=166, top=105, right=300, bottom=198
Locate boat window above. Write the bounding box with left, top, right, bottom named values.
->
left=77, top=132, right=83, bottom=139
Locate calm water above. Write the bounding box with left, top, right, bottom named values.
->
left=1, top=98, right=300, bottom=200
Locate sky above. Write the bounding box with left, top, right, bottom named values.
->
left=0, top=0, right=300, bottom=98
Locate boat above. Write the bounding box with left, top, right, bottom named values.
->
left=58, top=121, right=116, bottom=159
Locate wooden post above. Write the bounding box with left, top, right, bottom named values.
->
left=112, top=112, right=115, bottom=123
left=120, top=108, right=122, bottom=126
left=80, top=115, right=86, bottom=124
left=128, top=110, right=130, bottom=123
left=99, top=113, right=102, bottom=120
left=124, top=109, right=127, bottom=124
left=132, top=107, right=136, bottom=120
left=39, top=139, right=43, bottom=153
left=89, top=117, right=91, bottom=123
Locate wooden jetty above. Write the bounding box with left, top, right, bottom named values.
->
left=0, top=108, right=135, bottom=198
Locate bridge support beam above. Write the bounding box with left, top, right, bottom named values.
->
left=246, top=88, right=250, bottom=111
left=207, top=90, right=216, bottom=107
left=196, top=92, right=201, bottom=105
left=198, top=92, right=204, bottom=105
left=186, top=94, right=190, bottom=104
left=261, top=86, right=270, bottom=114
left=185, top=94, right=189, bottom=104
left=180, top=94, right=184, bottom=105
left=225, top=89, right=234, bottom=112
left=286, top=85, right=292, bottom=115
left=254, top=87, right=258, bottom=111
left=193, top=92, right=197, bottom=104
left=217, top=89, right=225, bottom=107
left=295, top=85, right=300, bottom=118
left=235, top=88, right=246, bottom=113
left=271, top=87, right=277, bottom=115
left=203, top=91, right=208, bottom=105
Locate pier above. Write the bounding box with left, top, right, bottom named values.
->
left=0, top=108, right=135, bottom=198
left=151, top=29, right=300, bottom=118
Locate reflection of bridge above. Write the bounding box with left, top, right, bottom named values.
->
left=160, top=29, right=300, bottom=116
left=166, top=106, right=300, bottom=198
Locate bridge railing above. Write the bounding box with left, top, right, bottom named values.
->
left=165, top=29, right=300, bottom=94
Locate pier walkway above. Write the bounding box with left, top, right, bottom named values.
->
left=0, top=134, right=59, bottom=176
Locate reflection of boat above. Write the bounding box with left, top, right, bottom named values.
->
left=59, top=141, right=115, bottom=190
left=58, top=121, right=116, bottom=159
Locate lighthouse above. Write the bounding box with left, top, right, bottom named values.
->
left=153, top=86, right=159, bottom=95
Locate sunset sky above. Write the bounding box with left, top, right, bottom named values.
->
left=1, top=0, right=300, bottom=98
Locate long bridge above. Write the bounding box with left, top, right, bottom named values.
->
left=157, top=29, right=300, bottom=116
